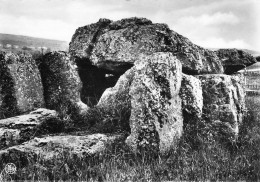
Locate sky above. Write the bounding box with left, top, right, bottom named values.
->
left=0, top=0, right=259, bottom=51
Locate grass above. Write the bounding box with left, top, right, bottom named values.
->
left=0, top=95, right=260, bottom=181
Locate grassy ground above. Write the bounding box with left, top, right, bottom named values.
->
left=0, top=95, right=260, bottom=181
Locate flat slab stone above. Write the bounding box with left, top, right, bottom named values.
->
left=0, top=108, right=58, bottom=149
left=0, top=133, right=124, bottom=167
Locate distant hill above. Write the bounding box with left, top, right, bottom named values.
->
left=241, top=49, right=260, bottom=57
left=0, top=33, right=68, bottom=52
left=208, top=48, right=260, bottom=57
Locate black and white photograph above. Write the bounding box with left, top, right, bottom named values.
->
left=0, top=0, right=259, bottom=181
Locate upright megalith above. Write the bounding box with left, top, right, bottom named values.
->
left=69, top=17, right=224, bottom=105
left=97, top=52, right=183, bottom=154
left=38, top=51, right=88, bottom=115
left=180, top=74, right=203, bottom=125
left=0, top=52, right=45, bottom=119
left=125, top=52, right=183, bottom=154
left=196, top=74, right=245, bottom=137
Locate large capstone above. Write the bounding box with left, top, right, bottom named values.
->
left=38, top=51, right=88, bottom=115
left=0, top=52, right=45, bottom=119
left=69, top=17, right=223, bottom=74
left=196, top=74, right=245, bottom=137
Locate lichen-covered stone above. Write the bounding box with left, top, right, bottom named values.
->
left=69, top=17, right=223, bottom=74
left=196, top=74, right=245, bottom=136
left=0, top=133, right=124, bottom=167
left=0, top=108, right=58, bottom=149
left=38, top=51, right=88, bottom=114
left=125, top=52, right=183, bottom=154
left=180, top=74, right=203, bottom=124
left=0, top=52, right=45, bottom=119
left=216, top=49, right=257, bottom=74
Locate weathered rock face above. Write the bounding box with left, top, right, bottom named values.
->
left=0, top=133, right=124, bottom=167
left=0, top=108, right=58, bottom=149
left=98, top=52, right=183, bottom=154
left=70, top=17, right=223, bottom=75
left=38, top=51, right=88, bottom=115
left=216, top=49, right=257, bottom=74
left=196, top=74, right=245, bottom=136
left=180, top=74, right=203, bottom=125
left=124, top=53, right=183, bottom=154
left=0, top=52, right=45, bottom=119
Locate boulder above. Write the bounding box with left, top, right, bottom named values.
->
left=180, top=74, right=203, bottom=125
left=0, top=108, right=58, bottom=149
left=0, top=52, right=45, bottom=119
left=196, top=74, right=245, bottom=137
left=125, top=52, right=183, bottom=154
left=216, top=49, right=257, bottom=74
left=38, top=51, right=88, bottom=115
left=0, top=133, right=124, bottom=167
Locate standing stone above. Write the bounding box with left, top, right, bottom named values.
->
left=125, top=52, right=183, bottom=154
left=0, top=52, right=44, bottom=119
left=180, top=74, right=203, bottom=124
left=38, top=51, right=88, bottom=115
left=196, top=74, right=245, bottom=136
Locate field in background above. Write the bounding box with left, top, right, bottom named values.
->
left=0, top=33, right=68, bottom=52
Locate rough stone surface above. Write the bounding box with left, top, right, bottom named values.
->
left=125, top=52, right=183, bottom=154
left=69, top=17, right=223, bottom=75
left=0, top=108, right=58, bottom=149
left=180, top=74, right=203, bottom=125
left=38, top=51, right=88, bottom=114
left=0, top=52, right=45, bottom=119
left=97, top=68, right=135, bottom=108
left=196, top=74, right=245, bottom=136
left=216, top=49, right=257, bottom=74
left=0, top=133, right=124, bottom=166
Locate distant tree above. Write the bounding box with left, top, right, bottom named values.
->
left=22, top=46, right=32, bottom=51
left=46, top=47, right=51, bottom=53
left=31, top=50, right=42, bottom=60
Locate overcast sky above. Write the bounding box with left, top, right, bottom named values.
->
left=0, top=0, right=259, bottom=50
